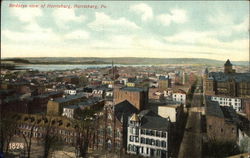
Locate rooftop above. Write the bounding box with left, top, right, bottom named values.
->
left=121, top=87, right=147, bottom=92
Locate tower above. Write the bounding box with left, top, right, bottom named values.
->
left=224, top=59, right=235, bottom=74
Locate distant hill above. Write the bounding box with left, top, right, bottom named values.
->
left=1, top=57, right=249, bottom=66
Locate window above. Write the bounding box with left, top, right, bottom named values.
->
left=141, top=137, right=145, bottom=144
left=141, top=129, right=145, bottom=135
left=151, top=130, right=155, bottom=136
left=129, top=136, right=133, bottom=142
left=151, top=139, right=155, bottom=145
left=135, top=128, right=139, bottom=135
left=162, top=132, right=166, bottom=138
left=156, top=140, right=160, bottom=147
left=141, top=147, right=144, bottom=154
left=129, top=127, right=133, bottom=134
left=161, top=141, right=166, bottom=147
left=135, top=136, right=139, bottom=143
left=221, top=128, right=223, bottom=133
left=156, top=131, right=161, bottom=137
left=146, top=138, right=150, bottom=144
left=156, top=150, right=161, bottom=156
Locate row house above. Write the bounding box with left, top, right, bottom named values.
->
left=210, top=96, right=242, bottom=112
left=127, top=110, right=171, bottom=158
left=12, top=114, right=78, bottom=145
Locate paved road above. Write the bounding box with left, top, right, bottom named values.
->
left=178, top=112, right=202, bottom=158
left=178, top=83, right=203, bottom=158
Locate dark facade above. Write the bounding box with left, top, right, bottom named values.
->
left=205, top=99, right=239, bottom=142
left=93, top=100, right=138, bottom=153
left=204, top=60, right=250, bottom=97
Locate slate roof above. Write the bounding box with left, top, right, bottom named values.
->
left=206, top=97, right=240, bottom=124
left=208, top=72, right=250, bottom=82
left=114, top=100, right=138, bottom=123
left=139, top=110, right=170, bottom=131
left=206, top=99, right=224, bottom=118
left=121, top=87, right=147, bottom=92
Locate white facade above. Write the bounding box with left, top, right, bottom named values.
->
left=127, top=120, right=168, bottom=158
left=158, top=105, right=179, bottom=123
left=64, top=89, right=77, bottom=95
left=211, top=96, right=242, bottom=112
left=172, top=93, right=186, bottom=105
left=62, top=107, right=76, bottom=119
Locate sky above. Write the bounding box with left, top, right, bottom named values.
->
left=1, top=1, right=249, bottom=61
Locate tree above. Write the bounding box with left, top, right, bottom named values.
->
left=41, top=116, right=63, bottom=158
left=0, top=112, right=18, bottom=155
left=73, top=104, right=104, bottom=158
left=21, top=116, right=36, bottom=158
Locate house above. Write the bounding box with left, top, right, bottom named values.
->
left=210, top=96, right=242, bottom=112
left=158, top=104, right=184, bottom=124
left=172, top=89, right=186, bottom=106
left=127, top=110, right=170, bottom=158
left=62, top=105, right=79, bottom=119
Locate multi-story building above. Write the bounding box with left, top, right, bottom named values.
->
left=13, top=113, right=78, bottom=145
left=205, top=99, right=239, bottom=142
left=172, top=89, right=186, bottom=105
left=47, top=93, right=86, bottom=115
left=158, top=76, right=171, bottom=91
left=93, top=100, right=138, bottom=153
left=62, top=105, right=79, bottom=119
left=114, top=87, right=148, bottom=110
left=204, top=59, right=250, bottom=97
left=127, top=110, right=170, bottom=158
left=158, top=104, right=184, bottom=124
left=210, top=96, right=242, bottom=112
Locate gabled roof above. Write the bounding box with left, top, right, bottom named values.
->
left=114, top=100, right=138, bottom=122
left=130, top=113, right=140, bottom=122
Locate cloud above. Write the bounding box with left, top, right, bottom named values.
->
left=208, top=11, right=249, bottom=34
left=53, top=9, right=86, bottom=27
left=164, top=30, right=248, bottom=51
left=88, top=12, right=140, bottom=31
left=10, top=7, right=42, bottom=22
left=130, top=3, right=153, bottom=21
left=157, top=9, right=188, bottom=26
left=233, top=17, right=249, bottom=32
left=64, top=30, right=89, bottom=40
left=2, top=29, right=60, bottom=42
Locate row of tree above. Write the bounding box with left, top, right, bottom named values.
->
left=0, top=103, right=103, bottom=158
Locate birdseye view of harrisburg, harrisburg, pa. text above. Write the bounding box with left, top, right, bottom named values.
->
left=1, top=1, right=250, bottom=158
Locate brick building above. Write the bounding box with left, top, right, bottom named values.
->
left=114, top=87, right=148, bottom=110
left=204, top=59, right=250, bottom=97
left=47, top=93, right=86, bottom=115
left=93, top=100, right=138, bottom=153
left=205, top=99, right=239, bottom=142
